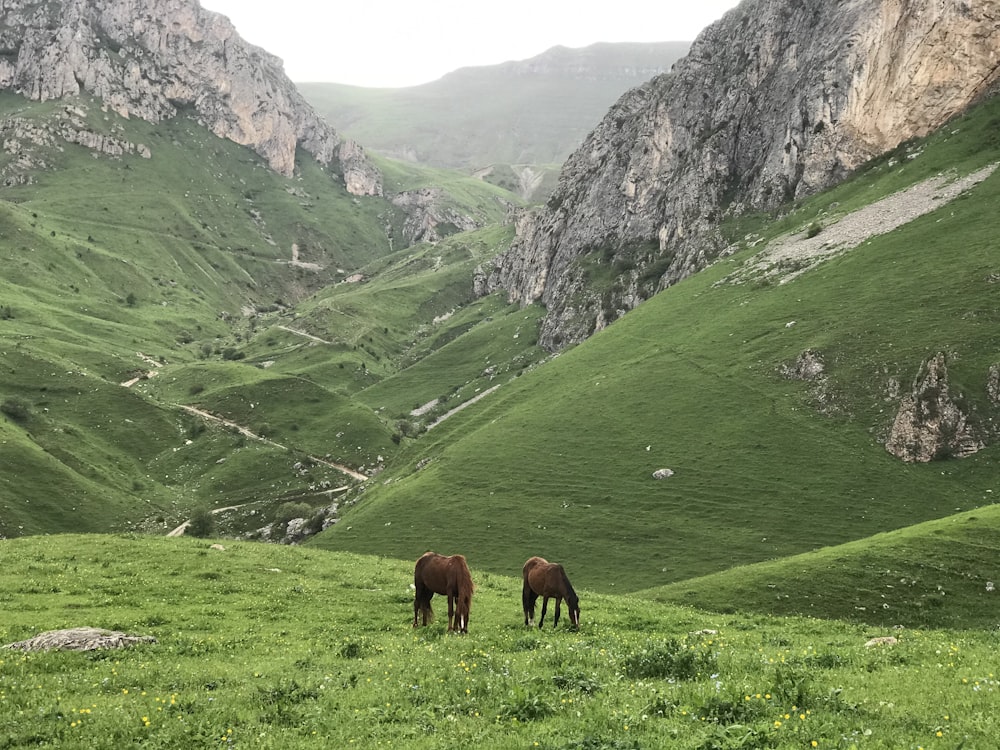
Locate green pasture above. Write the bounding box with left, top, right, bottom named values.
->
left=2, top=534, right=999, bottom=749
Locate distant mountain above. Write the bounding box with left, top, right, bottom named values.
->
left=299, top=42, right=690, bottom=199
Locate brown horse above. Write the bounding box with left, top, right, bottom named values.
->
left=522, top=556, right=580, bottom=629
left=413, top=552, right=474, bottom=633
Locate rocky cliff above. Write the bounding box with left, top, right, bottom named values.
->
left=0, top=0, right=381, bottom=195
left=478, top=0, right=1000, bottom=349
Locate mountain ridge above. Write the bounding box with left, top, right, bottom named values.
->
left=479, top=0, right=1000, bottom=349
left=298, top=41, right=690, bottom=197
left=0, top=0, right=381, bottom=194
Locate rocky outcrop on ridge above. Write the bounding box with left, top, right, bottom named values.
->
left=478, top=0, right=1000, bottom=350
left=0, top=0, right=381, bottom=195
left=391, top=188, right=484, bottom=245
left=885, top=353, right=983, bottom=462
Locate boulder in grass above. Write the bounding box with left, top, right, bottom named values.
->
left=4, top=627, right=157, bottom=652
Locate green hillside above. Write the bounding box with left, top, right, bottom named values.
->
left=312, top=94, right=1000, bottom=595
left=645, top=502, right=1000, bottom=630
left=4, top=64, right=1000, bottom=656
left=2, top=533, right=999, bottom=749
left=0, top=92, right=522, bottom=535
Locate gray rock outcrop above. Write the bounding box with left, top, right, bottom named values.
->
left=5, top=627, right=157, bottom=652
left=391, top=188, right=482, bottom=244
left=478, top=0, right=1000, bottom=350
left=0, top=0, right=381, bottom=194
left=885, top=353, right=983, bottom=462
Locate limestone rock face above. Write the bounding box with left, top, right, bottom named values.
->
left=0, top=0, right=381, bottom=194
left=885, top=353, right=983, bottom=462
left=479, top=0, right=1000, bottom=349
left=391, top=188, right=482, bottom=245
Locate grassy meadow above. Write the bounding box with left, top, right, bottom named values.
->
left=3, top=534, right=999, bottom=750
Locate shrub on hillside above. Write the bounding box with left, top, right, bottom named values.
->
left=1, top=397, right=30, bottom=422
left=274, top=502, right=312, bottom=524
left=186, top=506, right=215, bottom=538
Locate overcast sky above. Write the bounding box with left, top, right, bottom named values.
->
left=199, top=1, right=742, bottom=88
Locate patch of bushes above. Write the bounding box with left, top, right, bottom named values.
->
left=622, top=638, right=718, bottom=681
left=274, top=502, right=312, bottom=524
left=1, top=397, right=31, bottom=422
left=186, top=505, right=215, bottom=538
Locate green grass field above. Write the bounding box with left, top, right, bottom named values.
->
left=2, top=534, right=999, bottom=749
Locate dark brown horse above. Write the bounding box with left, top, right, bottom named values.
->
left=413, top=551, right=474, bottom=633
left=522, top=556, right=580, bottom=629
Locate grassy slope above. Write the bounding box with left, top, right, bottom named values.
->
left=0, top=93, right=523, bottom=534
left=645, top=502, right=1000, bottom=630
left=2, top=533, right=999, bottom=749
left=313, top=95, right=1000, bottom=595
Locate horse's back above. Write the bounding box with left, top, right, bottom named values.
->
left=522, top=556, right=548, bottom=579
left=416, top=552, right=472, bottom=596
left=526, top=557, right=566, bottom=595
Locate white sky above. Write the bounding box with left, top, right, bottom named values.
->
left=199, top=1, right=742, bottom=88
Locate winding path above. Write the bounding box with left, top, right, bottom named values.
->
left=178, top=405, right=368, bottom=481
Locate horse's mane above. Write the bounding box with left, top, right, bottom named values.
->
left=559, top=567, right=579, bottom=607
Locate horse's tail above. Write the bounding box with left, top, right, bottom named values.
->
left=453, top=555, right=474, bottom=631
left=453, top=555, right=475, bottom=600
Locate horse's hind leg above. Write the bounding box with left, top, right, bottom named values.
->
left=413, top=587, right=433, bottom=627
left=523, top=584, right=538, bottom=627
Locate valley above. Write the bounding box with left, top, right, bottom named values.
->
left=1, top=0, right=1000, bottom=746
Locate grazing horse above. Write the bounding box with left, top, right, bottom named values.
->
left=413, top=551, right=474, bottom=633
left=522, top=556, right=580, bottom=629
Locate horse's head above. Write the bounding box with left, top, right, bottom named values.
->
left=566, top=590, right=581, bottom=629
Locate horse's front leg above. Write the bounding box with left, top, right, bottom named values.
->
left=539, top=596, right=550, bottom=628
left=553, top=597, right=562, bottom=628
left=447, top=594, right=456, bottom=631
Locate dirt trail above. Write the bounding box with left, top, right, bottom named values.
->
left=120, top=352, right=163, bottom=387
left=426, top=385, right=501, bottom=430
left=276, top=325, right=332, bottom=344
left=178, top=405, right=368, bottom=481
left=726, top=163, right=998, bottom=284
left=179, top=405, right=287, bottom=450
left=166, top=503, right=249, bottom=537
